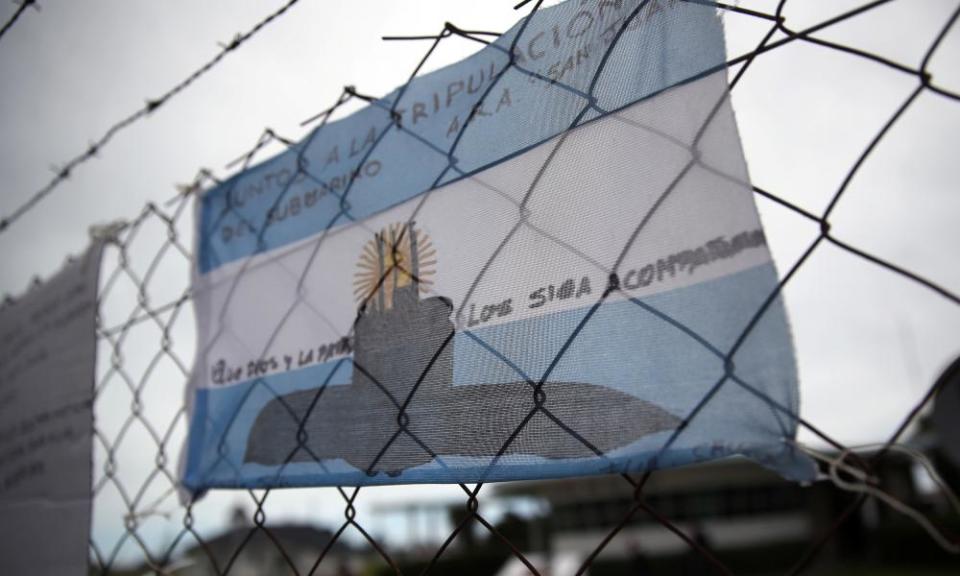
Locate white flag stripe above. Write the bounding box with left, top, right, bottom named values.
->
left=193, top=70, right=768, bottom=390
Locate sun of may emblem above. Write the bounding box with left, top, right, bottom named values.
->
left=354, top=222, right=436, bottom=312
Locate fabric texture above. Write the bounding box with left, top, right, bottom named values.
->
left=182, top=0, right=813, bottom=492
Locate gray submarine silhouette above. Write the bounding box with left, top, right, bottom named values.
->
left=244, top=223, right=680, bottom=477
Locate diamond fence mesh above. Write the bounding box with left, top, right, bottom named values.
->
left=3, top=0, right=959, bottom=575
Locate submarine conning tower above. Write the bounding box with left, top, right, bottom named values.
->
left=353, top=221, right=455, bottom=403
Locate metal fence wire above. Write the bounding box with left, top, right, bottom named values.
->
left=4, top=0, right=960, bottom=574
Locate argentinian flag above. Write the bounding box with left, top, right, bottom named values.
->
left=182, top=0, right=814, bottom=491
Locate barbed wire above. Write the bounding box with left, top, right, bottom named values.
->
left=0, top=0, right=37, bottom=45
left=4, top=0, right=958, bottom=574
left=0, top=0, right=303, bottom=236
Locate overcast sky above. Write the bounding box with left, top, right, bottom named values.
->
left=1, top=0, right=958, bottom=566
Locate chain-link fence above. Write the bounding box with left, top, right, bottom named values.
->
left=3, top=0, right=960, bottom=575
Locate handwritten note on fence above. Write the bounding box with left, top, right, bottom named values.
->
left=0, top=243, right=103, bottom=576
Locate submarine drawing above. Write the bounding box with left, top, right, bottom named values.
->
left=244, top=222, right=680, bottom=476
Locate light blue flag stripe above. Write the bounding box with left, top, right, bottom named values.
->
left=198, top=0, right=726, bottom=274
left=183, top=263, right=810, bottom=490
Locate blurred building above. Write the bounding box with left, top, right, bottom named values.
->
left=489, top=453, right=947, bottom=574
left=498, top=458, right=818, bottom=558
left=142, top=506, right=359, bottom=576
left=175, top=523, right=357, bottom=576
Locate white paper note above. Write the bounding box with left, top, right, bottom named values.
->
left=0, top=242, right=103, bottom=576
